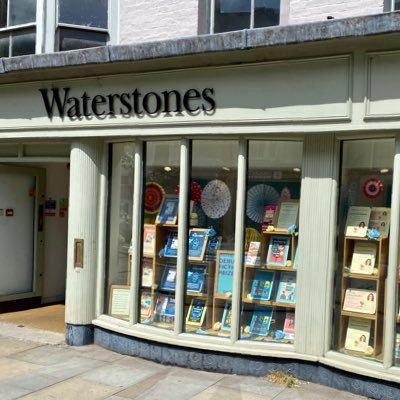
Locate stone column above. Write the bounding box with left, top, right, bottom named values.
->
left=65, top=140, right=103, bottom=345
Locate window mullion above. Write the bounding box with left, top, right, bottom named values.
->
left=209, top=0, right=215, bottom=34
left=250, top=0, right=255, bottom=29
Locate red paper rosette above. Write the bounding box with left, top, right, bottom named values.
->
left=144, top=182, right=165, bottom=214
left=362, top=178, right=383, bottom=199
left=175, top=181, right=202, bottom=203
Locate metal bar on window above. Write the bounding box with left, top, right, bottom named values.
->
left=57, top=22, right=108, bottom=33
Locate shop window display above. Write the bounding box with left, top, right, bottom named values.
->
left=139, top=141, right=180, bottom=330
left=333, top=139, right=394, bottom=361
left=183, top=140, right=238, bottom=336
left=105, top=142, right=135, bottom=321
left=239, top=141, right=302, bottom=343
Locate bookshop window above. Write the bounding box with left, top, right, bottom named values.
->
left=240, top=140, right=302, bottom=343
left=105, top=142, right=135, bottom=321
left=139, top=141, right=180, bottom=330
left=184, top=140, right=238, bottom=336
left=333, top=138, right=394, bottom=362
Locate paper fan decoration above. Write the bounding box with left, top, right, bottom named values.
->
left=175, top=181, right=202, bottom=203
left=144, top=182, right=165, bottom=214
left=201, top=179, right=231, bottom=219
left=246, top=184, right=280, bottom=224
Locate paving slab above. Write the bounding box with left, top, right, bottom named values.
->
left=0, top=381, right=31, bottom=400
left=0, top=323, right=64, bottom=345
left=1, top=371, right=64, bottom=392
left=69, top=344, right=126, bottom=362
left=0, top=358, right=40, bottom=379
left=191, top=385, right=269, bottom=400
left=0, top=337, right=39, bottom=357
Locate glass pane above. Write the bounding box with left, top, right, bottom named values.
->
left=105, top=143, right=135, bottom=321
left=0, top=33, right=9, bottom=57
left=184, top=140, right=238, bottom=336
left=395, top=0, right=400, bottom=11
left=333, top=139, right=394, bottom=362
left=58, top=27, right=108, bottom=51
left=0, top=0, right=7, bottom=28
left=11, top=28, right=35, bottom=56
left=10, top=0, right=36, bottom=25
left=214, top=0, right=250, bottom=33
left=254, top=0, right=280, bottom=28
left=58, top=0, right=108, bottom=28
left=139, top=141, right=180, bottom=330
left=240, top=141, right=302, bottom=343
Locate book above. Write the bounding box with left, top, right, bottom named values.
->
left=154, top=294, right=175, bottom=324
left=266, top=236, right=290, bottom=267
left=221, top=301, right=232, bottom=331
left=188, top=229, right=208, bottom=261
left=204, top=235, right=222, bottom=261
left=395, top=331, right=400, bottom=362
left=262, top=205, right=278, bottom=229
left=141, top=258, right=153, bottom=287
left=292, top=246, right=299, bottom=270
left=369, top=206, right=391, bottom=238
left=276, top=272, right=296, bottom=304
left=343, top=288, right=377, bottom=315
left=276, top=201, right=299, bottom=230
left=160, top=263, right=177, bottom=291
left=283, top=312, right=295, bottom=340
left=245, top=241, right=261, bottom=266
left=164, top=231, right=178, bottom=257
left=140, top=291, right=152, bottom=320
left=350, top=242, right=377, bottom=275
left=345, top=206, right=371, bottom=237
left=186, top=298, right=207, bottom=326
left=250, top=270, right=275, bottom=300
left=345, top=317, right=371, bottom=352
left=142, top=224, right=155, bottom=256
left=186, top=263, right=206, bottom=293
left=249, top=307, right=273, bottom=336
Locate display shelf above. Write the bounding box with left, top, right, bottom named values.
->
left=242, top=297, right=296, bottom=309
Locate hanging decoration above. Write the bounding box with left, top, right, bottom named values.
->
left=175, top=181, right=202, bottom=203
left=246, top=184, right=280, bottom=224
left=362, top=178, right=383, bottom=199
left=144, top=182, right=165, bottom=214
left=201, top=179, right=231, bottom=219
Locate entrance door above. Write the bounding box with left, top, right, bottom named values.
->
left=0, top=165, right=45, bottom=300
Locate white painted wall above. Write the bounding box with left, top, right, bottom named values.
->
left=119, top=0, right=200, bottom=44
left=289, top=0, right=384, bottom=24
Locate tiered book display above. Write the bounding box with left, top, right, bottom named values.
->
left=339, top=206, right=390, bottom=359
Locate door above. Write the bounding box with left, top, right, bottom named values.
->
left=0, top=165, right=45, bottom=300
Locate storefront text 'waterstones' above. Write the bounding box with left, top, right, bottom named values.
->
left=39, top=87, right=216, bottom=119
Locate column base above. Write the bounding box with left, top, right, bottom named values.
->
left=66, top=323, right=94, bottom=346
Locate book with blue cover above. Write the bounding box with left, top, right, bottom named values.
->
left=250, top=270, right=275, bottom=300
left=164, top=230, right=178, bottom=257
left=276, top=272, right=296, bottom=304
left=221, top=301, right=232, bottom=331
left=186, top=298, right=207, bottom=326
left=160, top=263, right=177, bottom=291
left=266, top=236, right=290, bottom=267
left=249, top=307, right=273, bottom=336
left=186, top=263, right=206, bottom=293
left=154, top=294, right=175, bottom=324
left=188, top=229, right=208, bottom=261
left=204, top=235, right=222, bottom=261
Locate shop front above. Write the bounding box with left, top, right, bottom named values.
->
left=1, top=15, right=400, bottom=398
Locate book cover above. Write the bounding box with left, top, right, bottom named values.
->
left=221, top=301, right=232, bottom=331
left=266, top=236, right=290, bottom=267
left=276, top=272, right=296, bottom=304
left=245, top=241, right=261, bottom=266
left=140, top=291, right=152, bottom=320
left=186, top=298, right=207, bottom=326
left=249, top=307, right=273, bottom=336
left=154, top=294, right=175, bottom=324
left=160, top=263, right=177, bottom=291
left=262, top=205, right=278, bottom=228
left=250, top=270, right=275, bottom=300
left=276, top=201, right=299, bottom=230
left=345, top=317, right=371, bottom=352
left=142, top=224, right=155, bottom=256
left=343, top=288, right=377, bottom=315
left=283, top=312, right=295, bottom=340
left=204, top=235, right=222, bottom=261
left=164, top=230, right=178, bottom=257
left=188, top=229, right=208, bottom=261
left=350, top=242, right=377, bottom=275
left=369, top=207, right=390, bottom=238
left=186, top=263, right=206, bottom=293
left=345, top=206, right=371, bottom=237
left=141, top=258, right=153, bottom=288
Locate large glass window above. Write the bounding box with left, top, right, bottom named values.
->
left=57, top=0, right=108, bottom=51
left=240, top=141, right=302, bottom=343
left=0, top=0, right=36, bottom=57
left=211, top=0, right=280, bottom=34
left=105, top=143, right=134, bottom=321
left=139, top=141, right=180, bottom=330
left=184, top=140, right=238, bottom=336
left=333, top=139, right=394, bottom=362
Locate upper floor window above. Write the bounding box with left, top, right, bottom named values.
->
left=57, top=0, right=109, bottom=51
left=395, top=0, right=400, bottom=10
left=0, top=0, right=36, bottom=57
left=210, top=0, right=280, bottom=34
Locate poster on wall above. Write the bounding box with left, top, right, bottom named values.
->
left=44, top=197, right=56, bottom=216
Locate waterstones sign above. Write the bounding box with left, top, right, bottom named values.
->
left=39, top=87, right=216, bottom=120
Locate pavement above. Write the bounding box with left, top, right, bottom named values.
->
left=0, top=321, right=368, bottom=400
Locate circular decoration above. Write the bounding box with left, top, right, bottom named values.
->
left=362, top=178, right=383, bottom=199
left=144, top=182, right=165, bottom=214
left=246, top=184, right=280, bottom=224
left=175, top=181, right=202, bottom=203
left=201, top=179, right=231, bottom=219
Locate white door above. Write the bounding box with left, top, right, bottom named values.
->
left=0, top=165, right=44, bottom=300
